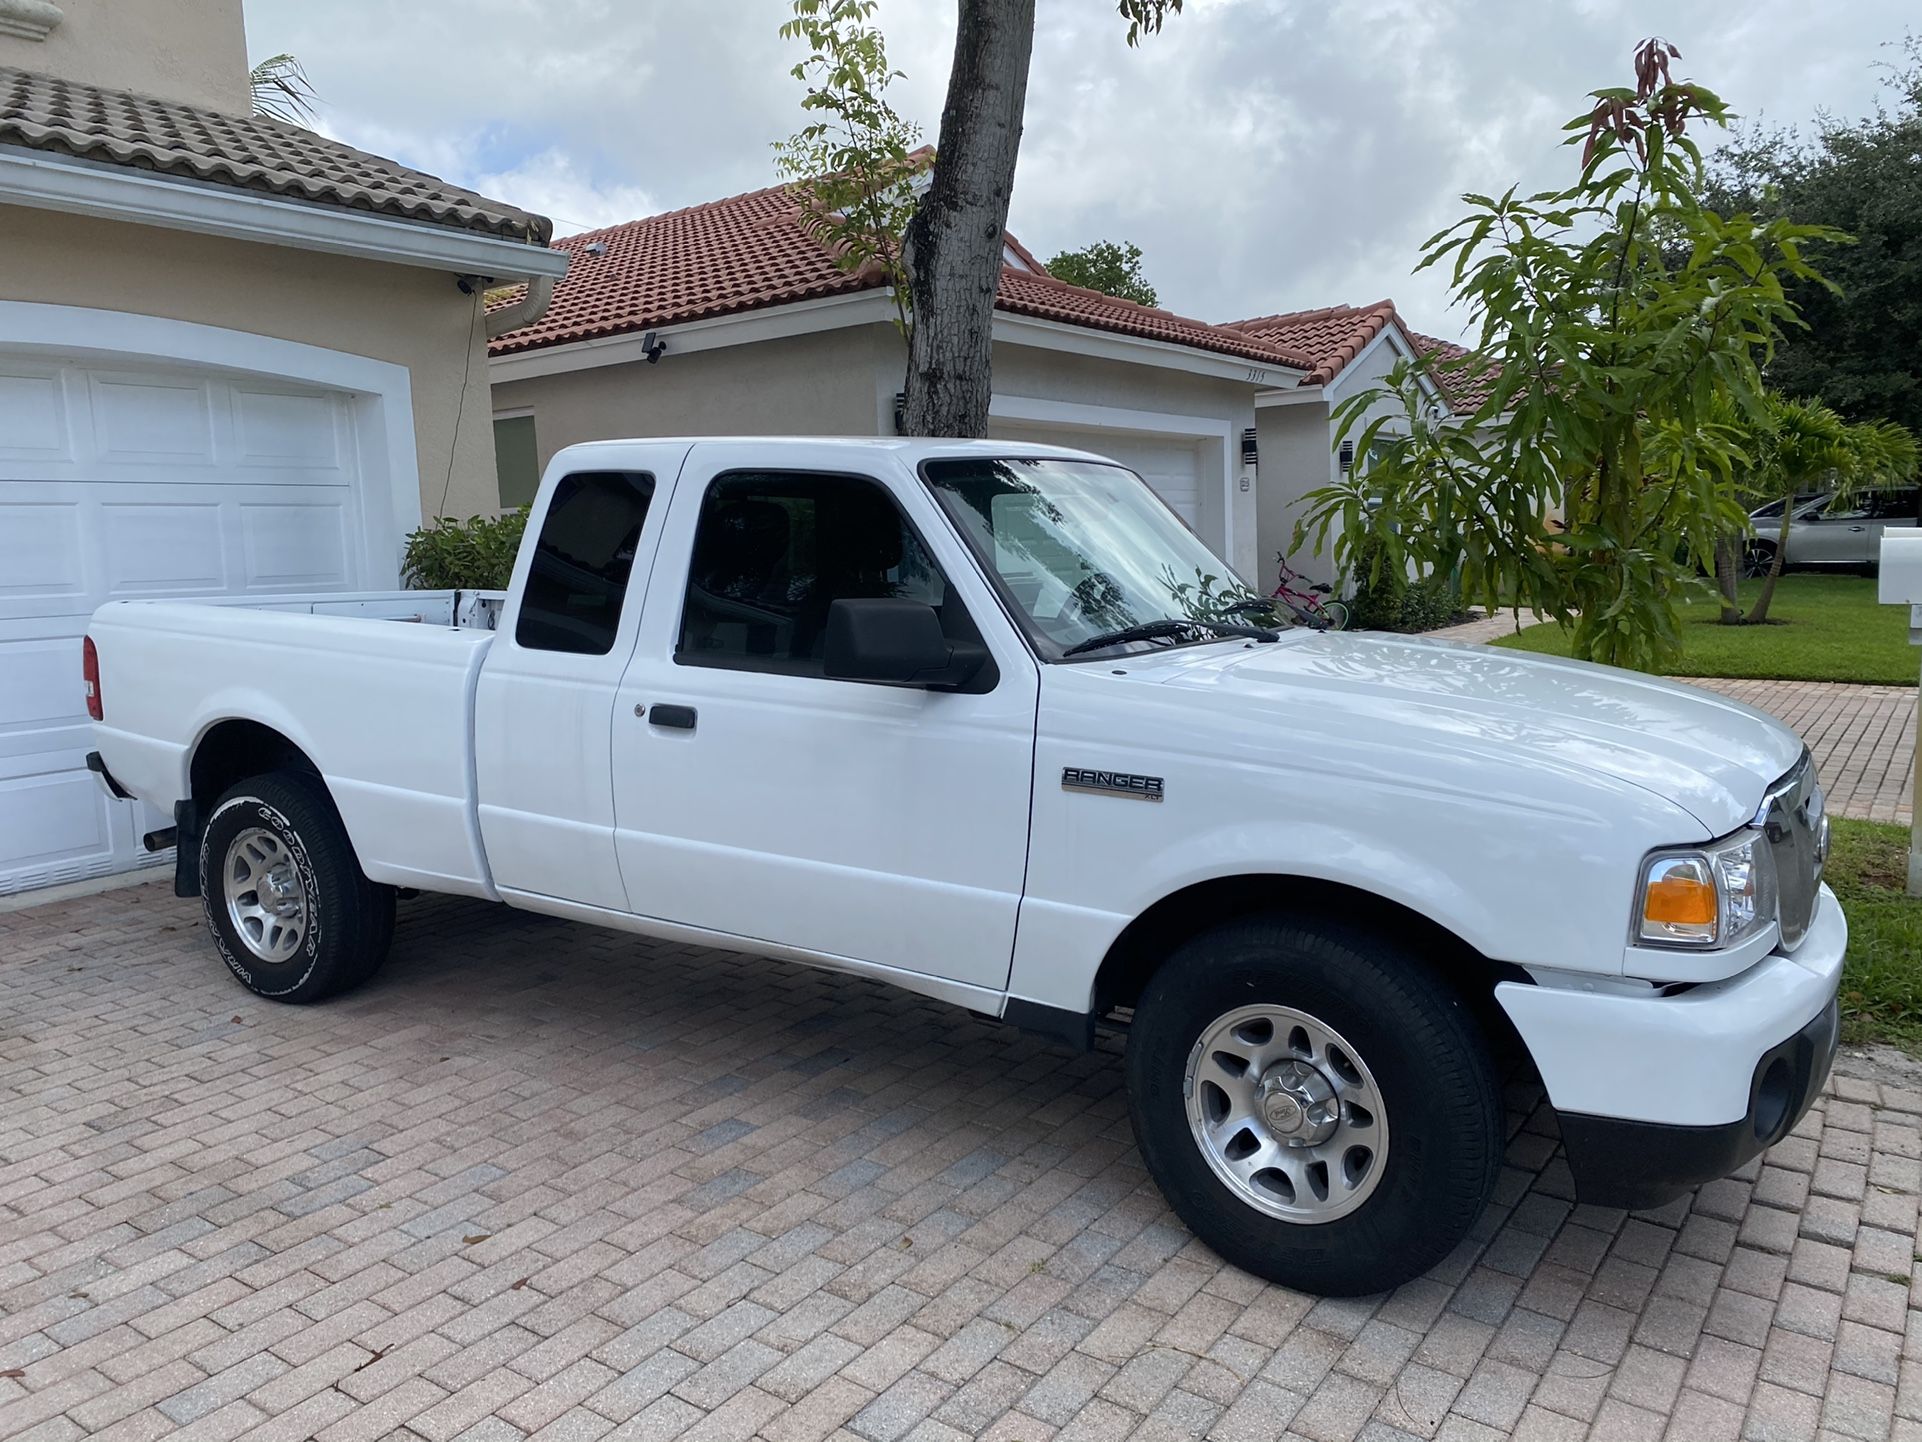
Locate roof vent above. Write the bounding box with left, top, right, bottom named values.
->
left=583, top=240, right=607, bottom=257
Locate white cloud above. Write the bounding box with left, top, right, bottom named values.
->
left=245, top=0, right=1914, bottom=336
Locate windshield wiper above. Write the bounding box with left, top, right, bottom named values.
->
left=1061, top=617, right=1279, bottom=658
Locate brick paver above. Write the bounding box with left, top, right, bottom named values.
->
left=4, top=886, right=1921, bottom=1441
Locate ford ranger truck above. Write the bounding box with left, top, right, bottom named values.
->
left=85, top=437, right=1845, bottom=1296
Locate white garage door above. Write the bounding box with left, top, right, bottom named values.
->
left=986, top=421, right=1208, bottom=530
left=0, top=356, right=375, bottom=895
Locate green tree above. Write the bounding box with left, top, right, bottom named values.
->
left=1739, top=397, right=1919, bottom=623
left=1295, top=39, right=1837, bottom=672
left=897, top=0, right=1182, bottom=436
left=774, top=0, right=925, bottom=339
left=1044, top=240, right=1158, bottom=306
left=1707, top=38, right=1922, bottom=437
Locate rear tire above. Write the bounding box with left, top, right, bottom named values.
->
left=200, top=770, right=394, bottom=1003
left=1125, top=915, right=1501, bottom=1295
left=1319, top=600, right=1350, bottom=632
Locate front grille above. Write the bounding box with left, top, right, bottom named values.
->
left=1758, top=750, right=1825, bottom=949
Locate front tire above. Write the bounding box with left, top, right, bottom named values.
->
left=200, top=770, right=394, bottom=1003
left=1126, top=915, right=1501, bottom=1295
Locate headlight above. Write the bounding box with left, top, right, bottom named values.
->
left=1637, top=830, right=1778, bottom=948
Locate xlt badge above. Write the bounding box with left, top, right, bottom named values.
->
left=1062, top=767, right=1163, bottom=802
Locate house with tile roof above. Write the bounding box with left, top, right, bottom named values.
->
left=0, top=0, right=565, bottom=896
left=1223, top=302, right=1491, bottom=588
left=486, top=181, right=1313, bottom=581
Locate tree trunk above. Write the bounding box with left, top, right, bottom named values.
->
left=900, top=0, right=1037, bottom=438
left=1714, top=534, right=1741, bottom=624
left=1744, top=503, right=1795, bottom=624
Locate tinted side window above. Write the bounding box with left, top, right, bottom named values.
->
left=515, top=470, right=655, bottom=655
left=678, top=471, right=947, bottom=674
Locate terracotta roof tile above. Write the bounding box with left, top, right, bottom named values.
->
left=0, top=66, right=552, bottom=244
left=1222, top=301, right=1400, bottom=386
left=488, top=180, right=1309, bottom=371
left=1224, top=301, right=1500, bottom=413
left=1405, top=329, right=1500, bottom=412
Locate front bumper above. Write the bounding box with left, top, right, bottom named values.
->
left=1556, top=992, right=1837, bottom=1210
left=1497, top=883, right=1846, bottom=1210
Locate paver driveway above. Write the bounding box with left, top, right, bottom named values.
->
left=3, top=885, right=1919, bottom=1442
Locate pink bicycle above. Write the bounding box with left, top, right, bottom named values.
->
left=1273, top=556, right=1350, bottom=631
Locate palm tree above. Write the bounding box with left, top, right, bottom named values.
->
left=248, top=53, right=317, bottom=126
left=1741, top=395, right=1919, bottom=624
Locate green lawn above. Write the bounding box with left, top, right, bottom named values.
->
left=1490, top=575, right=1918, bottom=685
left=1830, top=819, right=1922, bottom=1050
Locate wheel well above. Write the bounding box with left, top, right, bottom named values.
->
left=1092, top=875, right=1527, bottom=1021
left=189, top=720, right=318, bottom=808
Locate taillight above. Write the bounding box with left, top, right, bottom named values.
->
left=83, top=636, right=102, bottom=721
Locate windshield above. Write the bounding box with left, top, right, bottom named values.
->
left=921, top=456, right=1283, bottom=660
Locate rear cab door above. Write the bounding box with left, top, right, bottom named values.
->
left=608, top=440, right=1040, bottom=995
left=474, top=442, right=690, bottom=908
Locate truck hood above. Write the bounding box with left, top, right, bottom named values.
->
left=1140, top=631, right=1805, bottom=836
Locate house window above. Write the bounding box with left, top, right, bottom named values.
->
left=494, top=414, right=540, bottom=509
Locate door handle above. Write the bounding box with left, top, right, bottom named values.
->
left=647, top=703, right=697, bottom=730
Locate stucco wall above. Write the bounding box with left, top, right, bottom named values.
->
left=1255, top=402, right=1338, bottom=587
left=0, top=0, right=248, bottom=113
left=489, top=326, right=899, bottom=478
left=1255, top=336, right=1415, bottom=588
left=492, top=326, right=1268, bottom=579
left=0, top=207, right=498, bottom=521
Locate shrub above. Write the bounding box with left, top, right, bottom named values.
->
left=1348, top=572, right=1460, bottom=633
left=1342, top=538, right=1463, bottom=634
left=401, top=509, right=528, bottom=591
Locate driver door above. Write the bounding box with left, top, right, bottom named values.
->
left=608, top=444, right=1040, bottom=992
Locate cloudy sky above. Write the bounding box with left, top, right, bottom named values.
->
left=246, top=0, right=1911, bottom=339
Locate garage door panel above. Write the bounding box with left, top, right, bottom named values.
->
left=0, top=355, right=376, bottom=894
left=241, top=502, right=351, bottom=589
left=0, top=634, right=84, bottom=740
left=0, top=764, right=121, bottom=883
left=233, top=388, right=343, bottom=469
left=88, top=372, right=216, bottom=463
left=102, top=502, right=228, bottom=595
left=0, top=366, right=70, bottom=459
left=0, top=501, right=85, bottom=603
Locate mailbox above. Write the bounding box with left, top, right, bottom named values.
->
left=1879, top=531, right=1922, bottom=606
left=1879, top=531, right=1922, bottom=895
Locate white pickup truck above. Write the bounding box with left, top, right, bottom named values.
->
left=86, top=437, right=1844, bottom=1295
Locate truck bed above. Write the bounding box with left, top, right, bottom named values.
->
left=88, top=593, right=504, bottom=899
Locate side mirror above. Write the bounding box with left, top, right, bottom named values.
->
left=823, top=598, right=988, bottom=690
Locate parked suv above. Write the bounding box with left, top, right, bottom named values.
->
left=1747, top=488, right=1921, bottom=575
